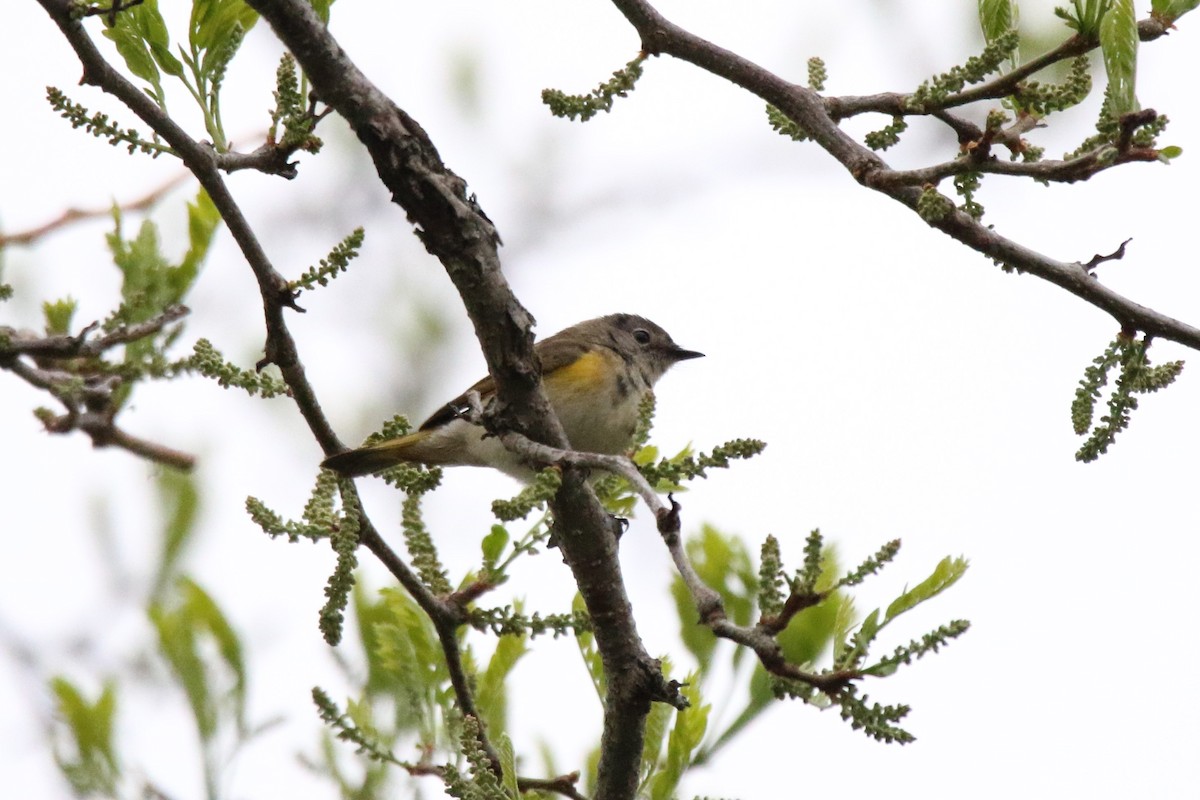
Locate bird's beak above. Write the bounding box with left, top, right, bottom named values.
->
left=670, top=347, right=705, bottom=362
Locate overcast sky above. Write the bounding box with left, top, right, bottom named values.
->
left=3, top=2, right=1199, bottom=798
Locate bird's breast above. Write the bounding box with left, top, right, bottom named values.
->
left=545, top=349, right=648, bottom=454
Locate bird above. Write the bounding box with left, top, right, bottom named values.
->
left=321, top=313, right=702, bottom=480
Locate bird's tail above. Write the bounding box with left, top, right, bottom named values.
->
left=321, top=430, right=437, bottom=476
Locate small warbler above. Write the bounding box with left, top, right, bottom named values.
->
left=321, top=313, right=702, bottom=480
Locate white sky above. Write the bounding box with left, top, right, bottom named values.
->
left=3, top=1, right=1199, bottom=798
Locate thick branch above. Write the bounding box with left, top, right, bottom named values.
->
left=608, top=0, right=1200, bottom=350
left=237, top=4, right=672, bottom=798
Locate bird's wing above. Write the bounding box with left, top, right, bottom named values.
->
left=418, top=332, right=592, bottom=431
left=418, top=372, right=494, bottom=431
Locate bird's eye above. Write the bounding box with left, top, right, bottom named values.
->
left=633, top=328, right=651, bottom=345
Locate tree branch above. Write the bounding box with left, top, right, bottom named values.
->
left=49, top=408, right=197, bottom=470
left=0, top=173, right=189, bottom=248
left=27, top=0, right=681, bottom=794
left=1, top=304, right=196, bottom=469
left=237, top=4, right=681, bottom=798
left=517, top=773, right=590, bottom=800
left=1, top=304, right=189, bottom=359
left=36, top=0, right=343, bottom=456
left=33, top=0, right=507, bottom=767
left=871, top=144, right=1160, bottom=187
left=826, top=19, right=1171, bottom=120
left=490, top=426, right=860, bottom=696
left=606, top=0, right=1200, bottom=350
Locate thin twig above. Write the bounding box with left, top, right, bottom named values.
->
left=608, top=0, right=1200, bottom=349
left=1, top=305, right=190, bottom=359
left=517, top=773, right=590, bottom=800
left=826, top=19, right=1171, bottom=121
left=869, top=145, right=1159, bottom=187
left=2, top=304, right=197, bottom=470
left=211, top=142, right=301, bottom=178
left=0, top=172, right=189, bottom=248
left=1084, top=237, right=1133, bottom=272
left=491, top=425, right=862, bottom=696
left=34, top=407, right=197, bottom=471
left=404, top=760, right=591, bottom=800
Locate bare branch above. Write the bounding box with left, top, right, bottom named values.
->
left=212, top=140, right=301, bottom=178
left=0, top=173, right=189, bottom=248
left=1, top=305, right=190, bottom=360
left=2, top=304, right=197, bottom=470
left=517, top=773, right=590, bottom=800
left=40, top=408, right=197, bottom=471
left=404, top=761, right=591, bottom=800
left=1084, top=238, right=1134, bottom=272
left=5, top=350, right=195, bottom=470
left=606, top=0, right=1200, bottom=349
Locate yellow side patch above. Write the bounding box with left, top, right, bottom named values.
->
left=544, top=349, right=614, bottom=394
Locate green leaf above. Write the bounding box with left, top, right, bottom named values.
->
left=858, top=608, right=882, bottom=645
left=1153, top=0, right=1200, bottom=21
left=150, top=578, right=247, bottom=743
left=1099, top=0, right=1139, bottom=116
left=979, top=0, right=1018, bottom=44
left=178, top=188, right=221, bottom=293
left=49, top=678, right=120, bottom=795
left=638, top=689, right=674, bottom=792
left=100, top=0, right=183, bottom=105
left=150, top=595, right=213, bottom=740
left=309, top=0, right=335, bottom=24
left=497, top=734, right=521, bottom=799
left=106, top=213, right=171, bottom=322
left=189, top=0, right=259, bottom=63
left=101, top=22, right=161, bottom=94
left=481, top=524, right=510, bottom=567
left=573, top=593, right=606, bottom=702
left=150, top=468, right=200, bottom=601
left=884, top=557, right=970, bottom=624
left=648, top=677, right=709, bottom=800
left=701, top=664, right=775, bottom=761
left=42, top=297, right=77, bottom=335
left=1158, top=145, right=1183, bottom=160
left=180, top=577, right=247, bottom=723
left=352, top=583, right=400, bottom=696
left=373, top=588, right=448, bottom=740
left=140, top=2, right=184, bottom=78
left=476, top=631, right=528, bottom=736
